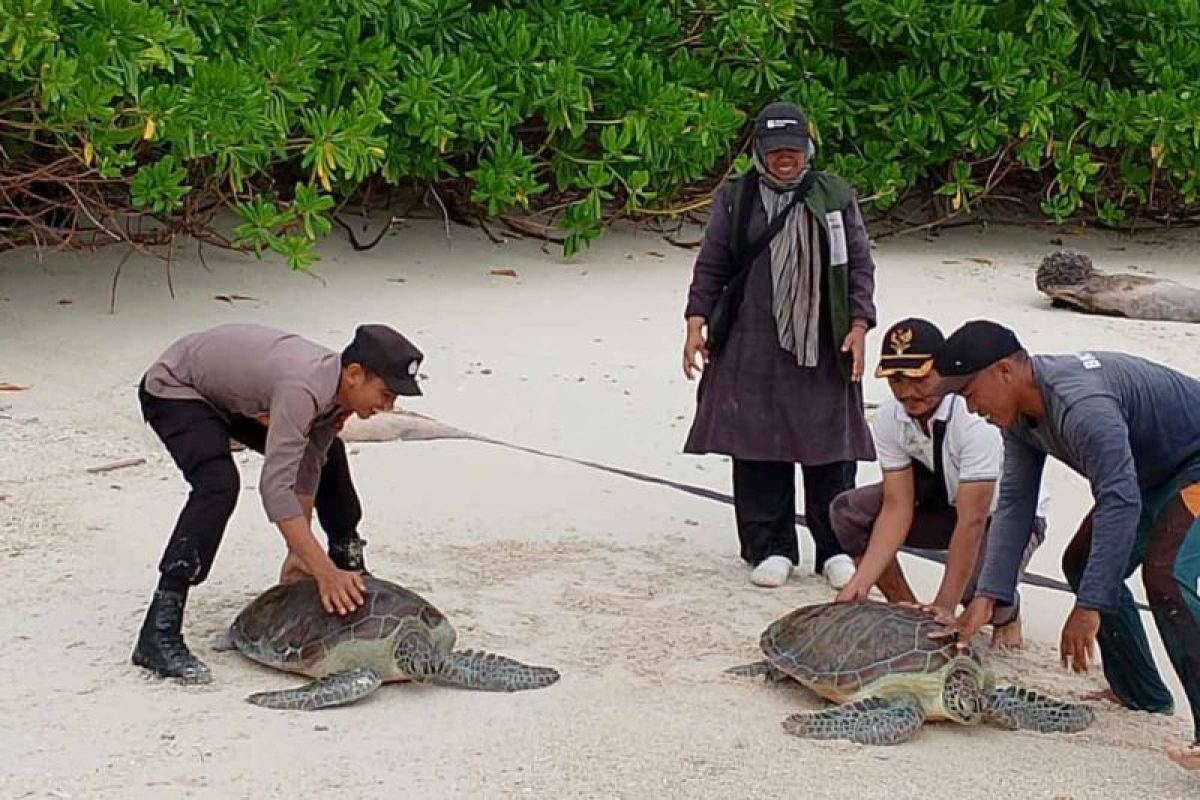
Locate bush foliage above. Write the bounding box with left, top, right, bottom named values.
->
left=2, top=0, right=1198, bottom=265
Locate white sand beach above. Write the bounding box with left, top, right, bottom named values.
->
left=2, top=213, right=1199, bottom=798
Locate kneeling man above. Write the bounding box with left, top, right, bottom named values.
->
left=830, top=318, right=1048, bottom=647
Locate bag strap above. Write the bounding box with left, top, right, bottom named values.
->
left=932, top=397, right=957, bottom=479
left=728, top=172, right=754, bottom=264
left=726, top=170, right=816, bottom=289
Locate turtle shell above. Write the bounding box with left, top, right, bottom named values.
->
left=760, top=602, right=968, bottom=698
left=229, top=575, right=450, bottom=674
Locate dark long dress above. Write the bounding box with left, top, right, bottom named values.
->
left=682, top=177, right=879, bottom=569
left=683, top=180, right=878, bottom=465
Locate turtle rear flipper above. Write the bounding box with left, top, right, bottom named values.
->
left=247, top=666, right=383, bottom=711
left=209, top=628, right=236, bottom=652
left=434, top=649, right=560, bottom=692
left=984, top=685, right=1095, bottom=733
left=725, top=660, right=786, bottom=681
left=783, top=695, right=926, bottom=745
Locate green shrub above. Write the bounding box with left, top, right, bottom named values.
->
left=1, top=0, right=1198, bottom=265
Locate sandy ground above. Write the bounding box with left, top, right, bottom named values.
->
left=2, top=213, right=1199, bottom=799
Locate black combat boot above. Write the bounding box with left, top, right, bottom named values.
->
left=329, top=535, right=369, bottom=574
left=131, top=589, right=212, bottom=684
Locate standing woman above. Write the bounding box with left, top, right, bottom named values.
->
left=682, top=101, right=878, bottom=589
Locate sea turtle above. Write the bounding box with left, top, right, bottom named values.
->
left=726, top=601, right=1094, bottom=745
left=212, top=575, right=560, bottom=710
left=1036, top=249, right=1200, bottom=323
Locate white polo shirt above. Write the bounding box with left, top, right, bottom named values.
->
left=872, top=394, right=1051, bottom=518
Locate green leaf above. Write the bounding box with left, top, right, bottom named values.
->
left=129, top=155, right=190, bottom=214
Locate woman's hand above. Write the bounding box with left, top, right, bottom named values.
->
left=683, top=317, right=710, bottom=380
left=841, top=321, right=868, bottom=382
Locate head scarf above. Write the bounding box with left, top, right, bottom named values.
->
left=755, top=130, right=821, bottom=367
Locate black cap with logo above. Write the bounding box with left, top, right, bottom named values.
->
left=932, top=320, right=1024, bottom=393
left=754, top=101, right=811, bottom=154
left=875, top=317, right=944, bottom=379
left=343, top=324, right=424, bottom=396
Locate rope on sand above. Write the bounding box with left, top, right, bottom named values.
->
left=340, top=410, right=1152, bottom=612
left=461, top=433, right=1153, bottom=613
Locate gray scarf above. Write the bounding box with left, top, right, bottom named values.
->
left=754, top=149, right=821, bottom=367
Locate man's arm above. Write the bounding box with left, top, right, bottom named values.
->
left=932, top=480, right=993, bottom=612
left=1062, top=397, right=1142, bottom=612
left=298, top=493, right=315, bottom=522
left=278, top=492, right=318, bottom=577
left=846, top=467, right=916, bottom=591
left=842, top=406, right=915, bottom=593
left=934, top=412, right=1002, bottom=612
left=295, top=422, right=338, bottom=500
left=260, top=385, right=320, bottom=524
left=975, top=431, right=1047, bottom=606
left=262, top=386, right=363, bottom=614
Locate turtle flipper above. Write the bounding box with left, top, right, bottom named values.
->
left=725, top=660, right=786, bottom=681
left=433, top=649, right=560, bottom=692
left=783, top=695, right=926, bottom=745
left=246, top=667, right=383, bottom=711
left=209, top=628, right=236, bottom=652
left=984, top=685, right=1095, bottom=734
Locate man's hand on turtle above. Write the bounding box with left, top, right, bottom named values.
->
left=279, top=550, right=311, bottom=584
left=314, top=564, right=366, bottom=616
left=835, top=580, right=871, bottom=604
left=928, top=604, right=959, bottom=626
left=1060, top=605, right=1100, bottom=673
left=930, top=596, right=994, bottom=649
left=897, top=601, right=956, bottom=626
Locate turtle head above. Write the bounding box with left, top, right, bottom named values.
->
left=941, top=666, right=987, bottom=725
left=393, top=629, right=439, bottom=681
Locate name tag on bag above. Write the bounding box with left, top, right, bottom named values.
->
left=825, top=210, right=848, bottom=264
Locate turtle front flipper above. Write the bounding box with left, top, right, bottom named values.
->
left=783, top=695, right=926, bottom=745
left=247, top=666, right=383, bottom=711
left=433, top=649, right=560, bottom=692
left=984, top=685, right=1095, bottom=734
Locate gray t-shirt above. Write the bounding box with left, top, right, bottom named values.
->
left=978, top=351, right=1200, bottom=612
left=143, top=323, right=344, bottom=524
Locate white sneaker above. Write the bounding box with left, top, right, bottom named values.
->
left=823, top=554, right=856, bottom=590
left=750, top=556, right=794, bottom=588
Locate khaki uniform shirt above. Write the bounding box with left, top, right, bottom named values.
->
left=143, top=323, right=344, bottom=522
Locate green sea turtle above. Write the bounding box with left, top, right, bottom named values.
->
left=1036, top=249, right=1200, bottom=323
left=213, top=575, right=560, bottom=710
left=727, top=601, right=1094, bottom=745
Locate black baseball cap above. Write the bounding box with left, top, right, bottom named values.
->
left=932, top=320, right=1024, bottom=393
left=754, top=101, right=811, bottom=154
left=875, top=317, right=944, bottom=379
left=343, top=324, right=424, bottom=396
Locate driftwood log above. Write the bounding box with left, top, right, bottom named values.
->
left=1036, top=249, right=1200, bottom=323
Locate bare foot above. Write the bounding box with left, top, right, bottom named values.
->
left=1081, top=687, right=1123, bottom=705
left=1166, top=742, right=1200, bottom=770
left=991, top=618, right=1023, bottom=650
